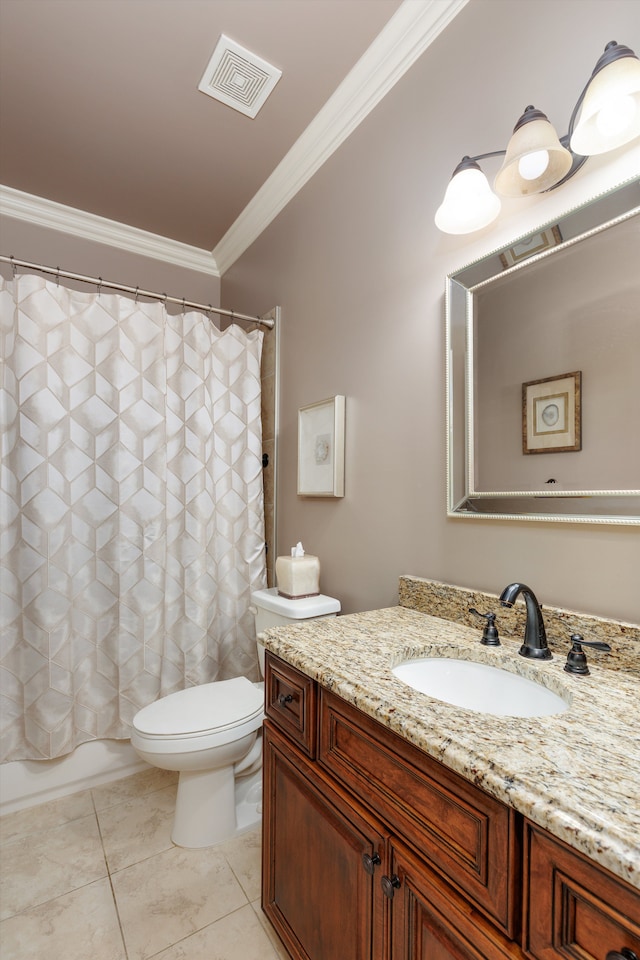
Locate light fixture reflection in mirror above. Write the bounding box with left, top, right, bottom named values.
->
left=445, top=177, right=640, bottom=525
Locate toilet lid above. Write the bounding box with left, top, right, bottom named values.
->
left=133, top=677, right=263, bottom=737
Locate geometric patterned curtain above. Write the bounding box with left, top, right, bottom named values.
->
left=0, top=273, right=266, bottom=761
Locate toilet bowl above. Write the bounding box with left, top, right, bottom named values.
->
left=131, top=677, right=263, bottom=848
left=131, top=587, right=340, bottom=848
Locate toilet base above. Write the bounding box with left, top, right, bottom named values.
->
left=234, top=769, right=263, bottom=835
left=171, top=765, right=262, bottom=848
left=172, top=765, right=233, bottom=847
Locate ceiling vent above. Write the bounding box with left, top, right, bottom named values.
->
left=198, top=34, right=282, bottom=118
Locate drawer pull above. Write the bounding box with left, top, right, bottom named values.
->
left=606, top=952, right=639, bottom=960
left=278, top=693, right=294, bottom=706
left=381, top=874, right=401, bottom=899
left=362, top=852, right=381, bottom=875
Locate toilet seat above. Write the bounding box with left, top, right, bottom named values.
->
left=131, top=677, right=264, bottom=752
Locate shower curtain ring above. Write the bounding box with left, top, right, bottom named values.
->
left=97, top=277, right=103, bottom=297
left=10, top=256, right=16, bottom=277
left=135, top=286, right=139, bottom=302
left=56, top=267, right=60, bottom=287
left=182, top=297, right=186, bottom=314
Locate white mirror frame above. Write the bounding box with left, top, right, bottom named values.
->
left=445, top=177, right=640, bottom=525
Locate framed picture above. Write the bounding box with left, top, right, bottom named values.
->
left=500, top=225, right=562, bottom=269
left=522, top=371, right=581, bottom=455
left=298, top=395, right=345, bottom=497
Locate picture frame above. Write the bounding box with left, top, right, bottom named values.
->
left=522, top=371, right=581, bottom=455
left=500, top=225, right=562, bottom=269
left=297, top=395, right=345, bottom=497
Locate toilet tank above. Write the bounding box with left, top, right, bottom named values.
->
left=250, top=587, right=340, bottom=676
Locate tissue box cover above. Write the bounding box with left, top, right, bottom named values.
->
left=275, top=555, right=320, bottom=599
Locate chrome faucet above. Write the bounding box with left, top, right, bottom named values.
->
left=499, top=582, right=552, bottom=660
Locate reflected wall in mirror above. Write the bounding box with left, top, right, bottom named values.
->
left=446, top=177, right=640, bottom=524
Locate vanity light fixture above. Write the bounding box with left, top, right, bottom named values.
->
left=435, top=40, right=640, bottom=234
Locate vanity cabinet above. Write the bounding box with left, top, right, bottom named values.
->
left=523, top=821, right=640, bottom=960
left=262, top=652, right=639, bottom=960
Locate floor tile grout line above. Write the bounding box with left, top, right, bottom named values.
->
left=0, top=815, right=113, bottom=923
left=92, top=780, right=179, bottom=878
left=221, top=836, right=262, bottom=901
left=0, top=874, right=121, bottom=927
left=0, top=771, right=178, bottom=845
left=143, top=900, right=259, bottom=960
left=0, top=800, right=96, bottom=848
left=92, top=794, right=130, bottom=959
left=1, top=771, right=276, bottom=958
left=90, top=777, right=179, bottom=818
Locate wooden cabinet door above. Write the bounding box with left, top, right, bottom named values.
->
left=524, top=822, right=640, bottom=960
left=263, top=721, right=388, bottom=960
left=387, top=840, right=525, bottom=960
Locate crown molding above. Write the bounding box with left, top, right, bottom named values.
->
left=213, top=0, right=469, bottom=274
left=0, top=185, right=219, bottom=276
left=0, top=0, right=468, bottom=278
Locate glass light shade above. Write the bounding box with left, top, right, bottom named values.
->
left=435, top=163, right=501, bottom=234
left=570, top=52, right=640, bottom=155
left=494, top=108, right=573, bottom=197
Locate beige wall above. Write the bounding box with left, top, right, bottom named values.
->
left=222, top=0, right=640, bottom=623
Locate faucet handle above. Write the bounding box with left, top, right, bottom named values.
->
left=564, top=633, right=612, bottom=675
left=469, top=608, right=501, bottom=646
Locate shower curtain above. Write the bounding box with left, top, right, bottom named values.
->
left=0, top=273, right=267, bottom=762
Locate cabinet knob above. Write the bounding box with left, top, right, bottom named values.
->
left=606, top=951, right=639, bottom=960
left=277, top=693, right=294, bottom=706
left=361, top=852, right=381, bottom=875
left=381, top=874, right=401, bottom=899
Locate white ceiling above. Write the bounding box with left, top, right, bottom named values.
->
left=0, top=0, right=468, bottom=273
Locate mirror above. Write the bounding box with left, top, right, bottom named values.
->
left=446, top=177, right=640, bottom=524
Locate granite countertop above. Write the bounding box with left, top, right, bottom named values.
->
left=260, top=602, right=640, bottom=891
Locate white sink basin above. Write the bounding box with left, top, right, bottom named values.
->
left=392, top=657, right=569, bottom=718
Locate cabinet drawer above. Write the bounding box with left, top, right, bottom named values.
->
left=524, top=821, right=640, bottom=960
left=319, top=688, right=519, bottom=938
left=265, top=653, right=317, bottom=757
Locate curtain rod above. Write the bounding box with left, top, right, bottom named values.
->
left=0, top=255, right=275, bottom=329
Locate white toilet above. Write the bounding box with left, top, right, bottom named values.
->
left=130, top=586, right=340, bottom=847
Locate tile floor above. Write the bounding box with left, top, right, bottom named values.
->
left=0, top=768, right=289, bottom=960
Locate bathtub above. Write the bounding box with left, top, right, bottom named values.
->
left=0, top=739, right=148, bottom=815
